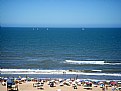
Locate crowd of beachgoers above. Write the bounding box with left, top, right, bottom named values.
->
left=0, top=76, right=121, bottom=91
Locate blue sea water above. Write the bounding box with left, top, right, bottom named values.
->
left=0, top=27, right=121, bottom=80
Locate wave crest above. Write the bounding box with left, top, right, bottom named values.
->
left=65, top=60, right=105, bottom=64
left=65, top=60, right=121, bottom=65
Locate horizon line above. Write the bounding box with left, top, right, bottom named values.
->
left=1, top=26, right=121, bottom=28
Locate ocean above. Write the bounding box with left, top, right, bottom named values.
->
left=0, top=27, right=121, bottom=80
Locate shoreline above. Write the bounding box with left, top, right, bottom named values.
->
left=1, top=69, right=121, bottom=77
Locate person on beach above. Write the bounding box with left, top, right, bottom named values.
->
left=112, top=86, right=116, bottom=91
left=102, top=86, right=105, bottom=91
left=106, top=85, right=108, bottom=90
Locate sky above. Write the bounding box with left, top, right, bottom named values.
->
left=0, top=0, right=121, bottom=27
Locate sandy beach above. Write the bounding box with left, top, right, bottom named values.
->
left=0, top=80, right=115, bottom=91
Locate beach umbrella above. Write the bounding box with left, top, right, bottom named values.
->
left=66, top=81, right=71, bottom=86
left=0, top=77, right=4, bottom=80
left=16, top=76, right=21, bottom=80
left=85, top=81, right=92, bottom=84
left=14, top=78, right=17, bottom=80
left=85, top=81, right=89, bottom=83
left=85, top=79, right=91, bottom=83
left=31, top=78, right=34, bottom=81
left=66, top=79, right=70, bottom=82
left=7, top=79, right=12, bottom=83
left=59, top=79, right=63, bottom=82
left=21, top=78, right=26, bottom=81
left=99, top=81, right=104, bottom=84
left=69, top=80, right=72, bottom=83
left=18, top=76, right=21, bottom=79
left=19, top=76, right=21, bottom=78
left=51, top=80, right=55, bottom=82
left=17, top=78, right=21, bottom=80
left=4, top=77, right=8, bottom=80
left=72, top=81, right=76, bottom=85
left=80, top=80, right=84, bottom=82
left=106, top=81, right=110, bottom=83
left=27, top=77, right=31, bottom=81
left=100, top=84, right=104, bottom=88
left=77, top=82, right=81, bottom=86
left=75, top=79, right=81, bottom=82
left=118, top=82, right=121, bottom=84
left=110, top=81, right=117, bottom=86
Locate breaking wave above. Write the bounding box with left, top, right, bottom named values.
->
left=0, top=69, right=121, bottom=77
left=65, top=60, right=121, bottom=65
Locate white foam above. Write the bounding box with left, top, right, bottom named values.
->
left=0, top=69, right=121, bottom=76
left=0, top=69, right=66, bottom=74
left=104, top=63, right=121, bottom=65
left=91, top=70, right=102, bottom=72
left=65, top=60, right=121, bottom=65
left=78, top=73, right=121, bottom=76
left=65, top=60, right=105, bottom=64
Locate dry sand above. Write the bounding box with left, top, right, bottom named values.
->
left=0, top=81, right=113, bottom=91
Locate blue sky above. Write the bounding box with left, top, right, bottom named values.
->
left=0, top=0, right=121, bottom=27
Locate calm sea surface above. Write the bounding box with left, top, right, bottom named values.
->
left=0, top=27, right=121, bottom=80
